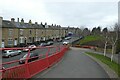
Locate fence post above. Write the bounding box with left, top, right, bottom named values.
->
left=46, top=47, right=50, bottom=68
left=25, top=48, right=31, bottom=78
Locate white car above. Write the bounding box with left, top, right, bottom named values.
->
left=23, top=47, right=29, bottom=52
left=28, top=45, right=36, bottom=50
left=64, top=37, right=71, bottom=40
left=23, top=45, right=36, bottom=52
left=63, top=40, right=69, bottom=45
left=2, top=50, right=22, bottom=58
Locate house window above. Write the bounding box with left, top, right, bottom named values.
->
left=30, top=30, right=32, bottom=34
left=20, top=29, right=23, bottom=36
left=8, top=39, right=13, bottom=45
left=29, top=37, right=32, bottom=43
left=42, top=31, right=43, bottom=34
left=19, top=37, right=24, bottom=43
left=9, top=29, right=13, bottom=36
left=36, top=31, right=38, bottom=35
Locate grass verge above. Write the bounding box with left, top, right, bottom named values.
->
left=86, top=52, right=120, bottom=77
left=79, top=35, right=102, bottom=45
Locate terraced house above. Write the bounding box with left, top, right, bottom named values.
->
left=0, top=17, right=81, bottom=48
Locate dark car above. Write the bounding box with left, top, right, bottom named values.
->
left=19, top=53, right=39, bottom=64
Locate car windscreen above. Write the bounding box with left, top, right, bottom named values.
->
left=23, top=54, right=28, bottom=58
left=3, top=51, right=7, bottom=53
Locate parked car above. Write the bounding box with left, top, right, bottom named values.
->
left=19, top=53, right=39, bottom=64
left=39, top=43, right=48, bottom=47
left=64, top=37, right=71, bottom=40
left=63, top=40, right=70, bottom=45
left=57, top=39, right=62, bottom=42
left=2, top=50, right=22, bottom=58
left=47, top=41, right=53, bottom=45
left=23, top=45, right=36, bottom=52
left=28, top=45, right=36, bottom=50
left=23, top=47, right=29, bottom=52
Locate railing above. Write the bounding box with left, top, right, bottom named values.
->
left=0, top=45, right=69, bottom=79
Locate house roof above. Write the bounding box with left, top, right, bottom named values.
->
left=2, top=20, right=44, bottom=29
left=2, top=20, right=16, bottom=28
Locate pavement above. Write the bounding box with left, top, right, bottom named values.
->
left=33, top=47, right=109, bottom=78
left=89, top=50, right=119, bottom=64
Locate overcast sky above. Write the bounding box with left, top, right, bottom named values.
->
left=0, top=0, right=119, bottom=29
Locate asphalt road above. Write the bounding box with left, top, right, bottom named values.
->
left=2, top=37, right=79, bottom=68
left=33, top=47, right=109, bottom=78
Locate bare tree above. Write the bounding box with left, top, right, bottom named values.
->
left=109, top=23, right=118, bottom=61
left=101, top=27, right=109, bottom=56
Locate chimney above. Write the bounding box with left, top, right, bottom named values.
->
left=21, top=18, right=24, bottom=23
left=45, top=22, right=47, bottom=25
left=29, top=20, right=32, bottom=24
left=35, top=22, right=38, bottom=25
left=11, top=18, right=15, bottom=23
left=17, top=18, right=19, bottom=22
left=0, top=17, right=2, bottom=27
left=41, top=22, right=43, bottom=25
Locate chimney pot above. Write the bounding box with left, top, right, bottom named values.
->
left=11, top=18, right=15, bottom=22
left=17, top=18, right=19, bottom=22
left=21, top=18, right=24, bottom=23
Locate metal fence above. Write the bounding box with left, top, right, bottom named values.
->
left=0, top=45, right=69, bottom=79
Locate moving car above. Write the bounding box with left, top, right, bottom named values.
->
left=63, top=40, right=70, bottom=45
left=19, top=53, right=39, bottom=64
left=2, top=50, right=22, bottom=58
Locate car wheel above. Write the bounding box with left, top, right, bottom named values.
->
left=18, top=52, right=21, bottom=55
left=8, top=55, right=11, bottom=58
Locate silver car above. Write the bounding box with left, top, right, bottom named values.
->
left=2, top=50, right=22, bottom=58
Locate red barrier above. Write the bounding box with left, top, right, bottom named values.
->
left=1, top=45, right=69, bottom=79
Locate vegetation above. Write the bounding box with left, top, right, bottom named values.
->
left=79, top=35, right=102, bottom=45
left=96, top=48, right=112, bottom=54
left=86, top=52, right=120, bottom=76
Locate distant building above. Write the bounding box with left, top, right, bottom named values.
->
left=0, top=17, right=81, bottom=47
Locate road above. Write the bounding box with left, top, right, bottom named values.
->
left=33, top=47, right=109, bottom=78
left=2, top=37, right=79, bottom=68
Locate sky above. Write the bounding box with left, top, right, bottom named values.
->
left=0, top=0, right=119, bottom=29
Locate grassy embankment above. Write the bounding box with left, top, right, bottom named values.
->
left=79, top=35, right=111, bottom=53
left=86, top=52, right=120, bottom=77
left=79, top=35, right=102, bottom=45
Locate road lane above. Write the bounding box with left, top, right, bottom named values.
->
left=33, top=47, right=109, bottom=78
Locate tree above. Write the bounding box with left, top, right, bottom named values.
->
left=102, top=27, right=108, bottom=35
left=96, top=26, right=101, bottom=34
left=82, top=28, right=90, bottom=36
left=91, top=27, right=96, bottom=35
left=102, top=27, right=109, bottom=56
left=109, top=23, right=118, bottom=61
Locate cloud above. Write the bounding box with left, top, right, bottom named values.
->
left=0, top=0, right=118, bottom=28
